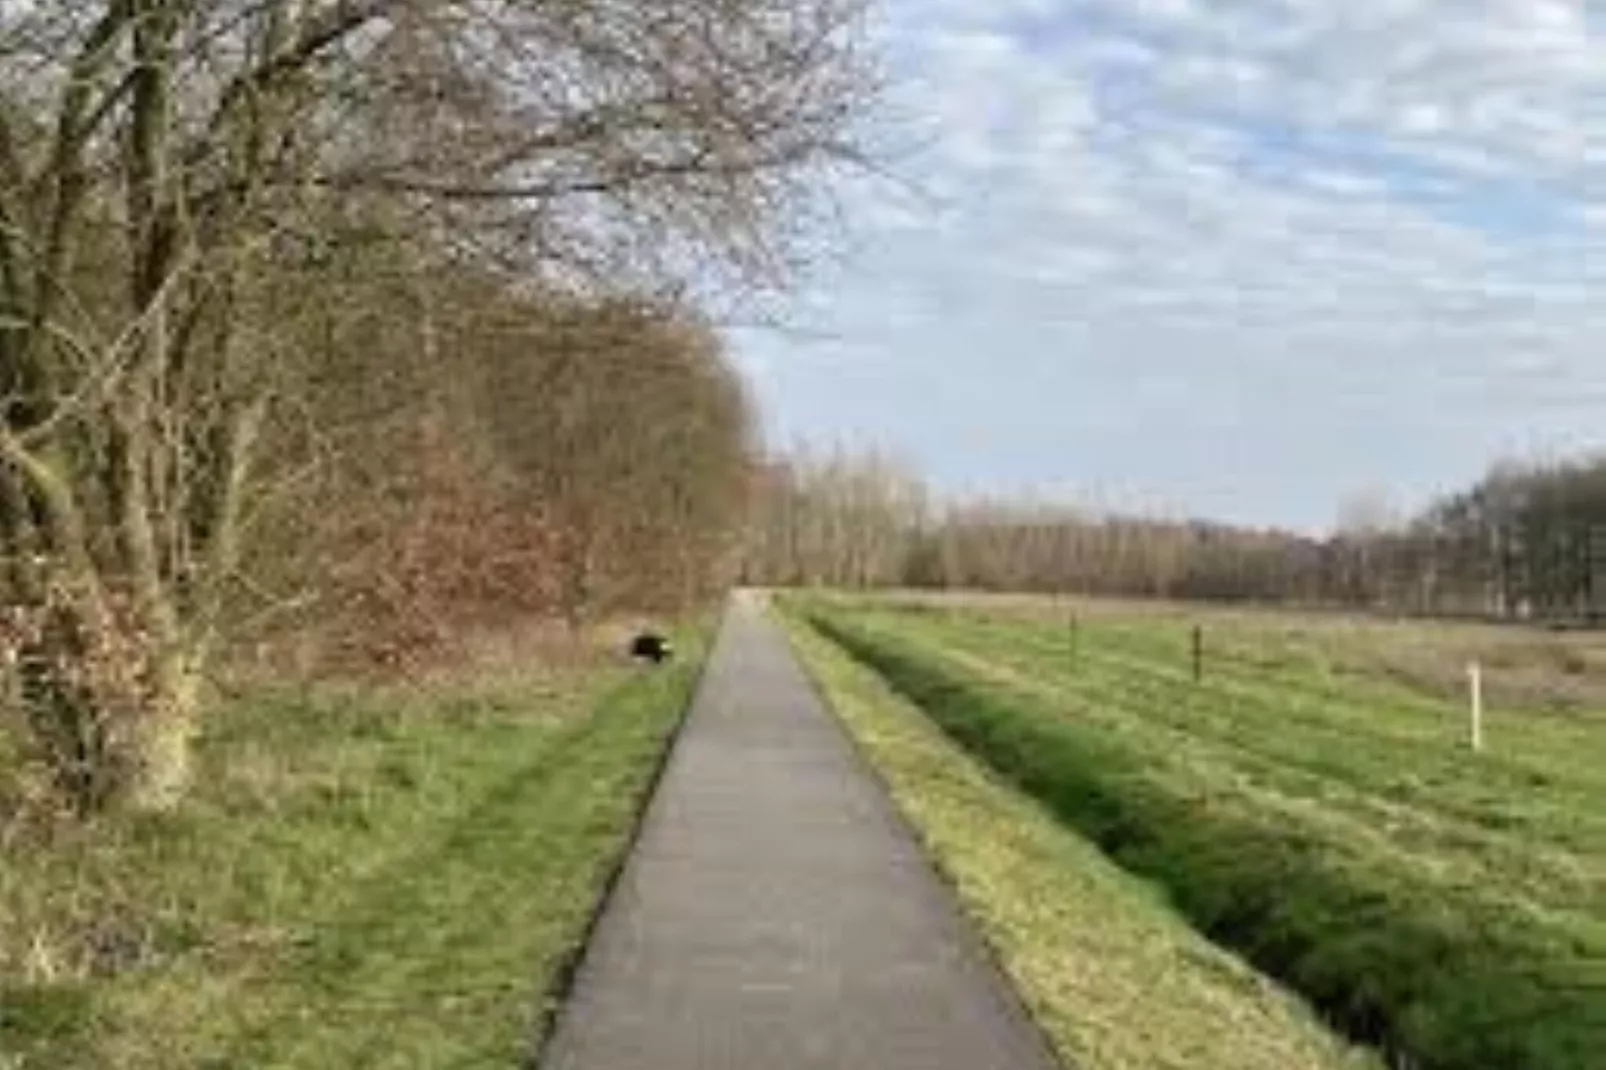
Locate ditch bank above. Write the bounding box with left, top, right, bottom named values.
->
left=807, top=611, right=1603, bottom=1070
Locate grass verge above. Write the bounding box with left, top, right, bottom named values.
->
left=1, top=637, right=703, bottom=1069
left=779, top=612, right=1379, bottom=1070
left=801, top=604, right=1605, bottom=1070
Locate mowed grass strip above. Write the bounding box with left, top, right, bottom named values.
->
left=801, top=603, right=1606, bottom=1070
left=1, top=641, right=702, bottom=1070
left=779, top=614, right=1380, bottom=1070
left=877, top=604, right=1606, bottom=895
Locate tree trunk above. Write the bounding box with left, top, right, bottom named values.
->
left=126, top=646, right=204, bottom=811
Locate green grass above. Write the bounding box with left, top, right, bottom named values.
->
left=778, top=613, right=1379, bottom=1070
left=1, top=643, right=702, bottom=1069
left=848, top=601, right=1606, bottom=897
left=793, top=596, right=1606, bottom=1070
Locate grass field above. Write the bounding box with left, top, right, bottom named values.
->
left=780, top=614, right=1379, bottom=1070
left=786, top=593, right=1606, bottom=1070
left=1, top=633, right=704, bottom=1069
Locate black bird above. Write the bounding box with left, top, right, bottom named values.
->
left=629, top=632, right=673, bottom=665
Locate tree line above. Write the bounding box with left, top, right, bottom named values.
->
left=743, top=445, right=1606, bottom=622
left=1, top=0, right=868, bottom=814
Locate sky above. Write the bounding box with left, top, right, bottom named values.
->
left=727, top=0, right=1606, bottom=534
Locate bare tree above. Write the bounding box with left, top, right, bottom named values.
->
left=470, top=297, right=754, bottom=629
left=741, top=444, right=926, bottom=589
left=0, top=0, right=870, bottom=810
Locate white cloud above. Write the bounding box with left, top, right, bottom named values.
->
left=734, top=0, right=1606, bottom=528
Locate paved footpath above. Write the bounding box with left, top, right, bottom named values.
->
left=539, top=594, right=1062, bottom=1070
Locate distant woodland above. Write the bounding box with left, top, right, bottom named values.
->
left=741, top=446, right=1606, bottom=623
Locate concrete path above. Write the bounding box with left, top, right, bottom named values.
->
left=539, top=594, right=1062, bottom=1070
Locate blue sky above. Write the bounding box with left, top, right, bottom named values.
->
left=728, top=0, right=1606, bottom=534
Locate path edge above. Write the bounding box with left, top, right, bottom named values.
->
left=524, top=604, right=729, bottom=1069
left=768, top=599, right=1071, bottom=1070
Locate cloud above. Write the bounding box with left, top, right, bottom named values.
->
left=732, top=0, right=1606, bottom=530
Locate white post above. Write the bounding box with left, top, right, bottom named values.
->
left=1467, top=662, right=1484, bottom=753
